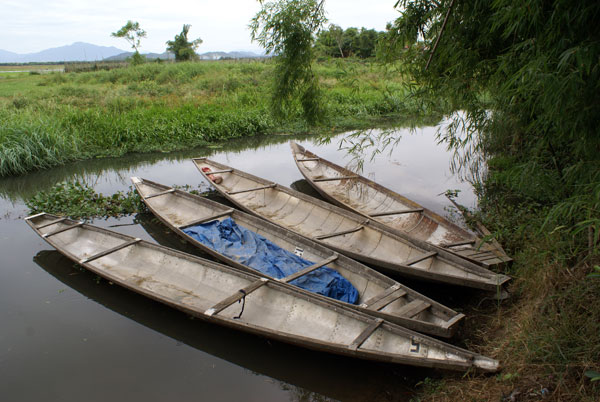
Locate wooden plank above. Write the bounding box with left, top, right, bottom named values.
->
left=441, top=239, right=477, bottom=248
left=178, top=209, right=235, bottom=229
left=367, top=289, right=408, bottom=312
left=280, top=254, right=338, bottom=283
left=397, top=300, right=431, bottom=318
left=145, top=188, right=175, bottom=199
left=227, top=184, right=276, bottom=195
left=36, top=217, right=67, bottom=229
left=348, top=318, right=384, bottom=351
left=204, top=278, right=269, bottom=317
left=206, top=169, right=233, bottom=174
left=402, top=251, right=437, bottom=266
left=370, top=208, right=424, bottom=217
left=442, top=312, right=466, bottom=329
left=43, top=222, right=84, bottom=238
left=314, top=225, right=364, bottom=240
left=24, top=212, right=46, bottom=221
left=297, top=158, right=320, bottom=162
left=313, top=176, right=359, bottom=182
left=360, top=284, right=401, bottom=308
left=79, top=238, right=142, bottom=264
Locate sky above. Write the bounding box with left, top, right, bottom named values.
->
left=1, top=0, right=400, bottom=54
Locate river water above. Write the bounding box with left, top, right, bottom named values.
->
left=0, top=126, right=478, bottom=402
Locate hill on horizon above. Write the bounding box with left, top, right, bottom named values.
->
left=0, top=42, right=127, bottom=63
left=0, top=42, right=267, bottom=63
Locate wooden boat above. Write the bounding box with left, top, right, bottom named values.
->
left=290, top=142, right=512, bottom=269
left=132, top=177, right=465, bottom=338
left=25, top=212, right=499, bottom=372
left=192, top=158, right=510, bottom=292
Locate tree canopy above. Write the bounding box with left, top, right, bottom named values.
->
left=250, top=0, right=327, bottom=125
left=166, top=24, right=203, bottom=62
left=315, top=25, right=382, bottom=58
left=111, top=21, right=147, bottom=65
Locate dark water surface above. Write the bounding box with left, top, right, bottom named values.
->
left=0, top=127, right=477, bottom=402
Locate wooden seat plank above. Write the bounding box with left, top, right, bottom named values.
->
left=402, top=251, right=437, bottom=266
left=281, top=254, right=338, bottom=283
left=227, top=184, right=276, bottom=195
left=367, top=289, right=408, bottom=311
left=370, top=208, right=424, bottom=217
left=313, top=176, right=359, bottom=182
left=145, top=188, right=175, bottom=199
left=179, top=209, right=235, bottom=229
left=36, top=217, right=68, bottom=229
left=79, top=238, right=141, bottom=264
left=314, top=225, right=364, bottom=240
left=348, top=318, right=384, bottom=351
left=43, top=222, right=84, bottom=238
left=204, top=278, right=269, bottom=317
left=396, top=300, right=431, bottom=318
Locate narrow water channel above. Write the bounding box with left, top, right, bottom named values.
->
left=0, top=125, right=478, bottom=402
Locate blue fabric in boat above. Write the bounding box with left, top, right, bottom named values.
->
left=183, top=217, right=359, bottom=304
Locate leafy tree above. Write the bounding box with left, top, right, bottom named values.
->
left=111, top=21, right=147, bottom=65
left=387, top=0, right=600, bottom=244
left=250, top=0, right=327, bottom=125
left=166, top=24, right=203, bottom=62
left=315, top=25, right=380, bottom=58
left=356, top=28, right=378, bottom=58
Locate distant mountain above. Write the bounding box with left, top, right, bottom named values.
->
left=105, top=50, right=266, bottom=61
left=0, top=49, right=19, bottom=62
left=103, top=51, right=175, bottom=61
left=0, top=43, right=267, bottom=64
left=0, top=42, right=127, bottom=63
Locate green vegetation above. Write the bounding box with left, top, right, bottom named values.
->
left=111, top=20, right=147, bottom=65
left=315, top=25, right=381, bottom=59
left=0, top=58, right=427, bottom=177
left=166, top=24, right=203, bottom=62
left=252, top=1, right=599, bottom=399
left=385, top=1, right=599, bottom=400
left=250, top=0, right=327, bottom=124
left=25, top=181, right=147, bottom=218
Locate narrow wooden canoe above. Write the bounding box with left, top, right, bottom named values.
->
left=290, top=142, right=512, bottom=269
left=132, top=177, right=465, bottom=338
left=25, top=212, right=499, bottom=372
left=192, top=158, right=510, bottom=292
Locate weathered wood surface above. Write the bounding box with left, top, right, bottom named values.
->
left=26, top=212, right=500, bottom=372
left=290, top=142, right=512, bottom=269
left=192, top=159, right=510, bottom=292
left=132, top=177, right=465, bottom=337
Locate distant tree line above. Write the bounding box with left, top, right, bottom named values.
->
left=315, top=24, right=383, bottom=58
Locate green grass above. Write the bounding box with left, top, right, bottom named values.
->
left=0, top=59, right=436, bottom=177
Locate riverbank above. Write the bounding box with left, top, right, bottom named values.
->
left=0, top=59, right=438, bottom=177
left=413, top=170, right=600, bottom=401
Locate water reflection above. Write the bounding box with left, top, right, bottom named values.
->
left=33, top=249, right=418, bottom=401
left=0, top=133, right=314, bottom=201
left=2, top=124, right=476, bottom=401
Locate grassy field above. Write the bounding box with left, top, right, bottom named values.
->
left=0, top=59, right=432, bottom=177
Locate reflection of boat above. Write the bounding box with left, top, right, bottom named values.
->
left=290, top=142, right=512, bottom=269
left=26, top=213, right=499, bottom=372
left=132, top=177, right=465, bottom=338
left=32, top=250, right=417, bottom=400
left=193, top=158, right=510, bottom=292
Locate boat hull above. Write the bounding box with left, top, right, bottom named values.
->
left=132, top=177, right=465, bottom=337
left=290, top=141, right=512, bottom=269
left=25, top=212, right=499, bottom=372
left=192, top=158, right=510, bottom=292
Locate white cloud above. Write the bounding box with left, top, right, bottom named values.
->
left=1, top=0, right=398, bottom=54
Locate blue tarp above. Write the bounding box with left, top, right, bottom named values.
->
left=183, top=217, right=359, bottom=304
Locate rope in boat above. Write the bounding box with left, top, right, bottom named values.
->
left=234, top=289, right=247, bottom=319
